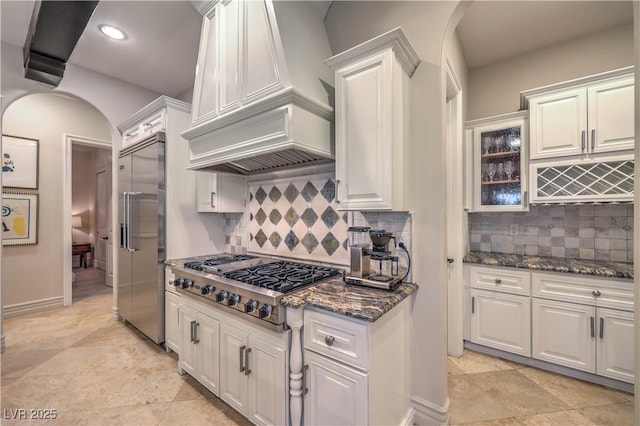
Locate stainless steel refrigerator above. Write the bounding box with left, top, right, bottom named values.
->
left=118, top=132, right=165, bottom=344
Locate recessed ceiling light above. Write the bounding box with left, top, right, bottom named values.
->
left=99, top=24, right=126, bottom=40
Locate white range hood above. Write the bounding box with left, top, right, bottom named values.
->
left=182, top=0, right=335, bottom=175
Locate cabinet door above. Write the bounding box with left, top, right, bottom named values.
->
left=165, top=291, right=181, bottom=354
left=247, top=335, right=287, bottom=426
left=122, top=123, right=141, bottom=148
left=179, top=304, right=199, bottom=376
left=220, top=323, right=249, bottom=415
left=470, top=289, right=531, bottom=356
left=335, top=50, right=393, bottom=210
left=304, top=350, right=368, bottom=426
left=197, top=313, right=221, bottom=396
left=587, top=76, right=635, bottom=154
left=472, top=117, right=527, bottom=212
left=196, top=172, right=218, bottom=212
left=532, top=298, right=595, bottom=373
left=596, top=308, right=634, bottom=383
left=529, top=88, right=587, bottom=160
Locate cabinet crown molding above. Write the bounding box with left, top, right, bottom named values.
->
left=325, top=27, right=420, bottom=77
left=118, top=96, right=191, bottom=132
left=519, top=66, right=634, bottom=110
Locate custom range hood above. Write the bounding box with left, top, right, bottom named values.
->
left=182, top=0, right=335, bottom=175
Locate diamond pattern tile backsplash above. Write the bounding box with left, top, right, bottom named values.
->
left=223, top=171, right=412, bottom=268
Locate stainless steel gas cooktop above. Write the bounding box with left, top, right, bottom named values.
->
left=170, top=254, right=343, bottom=331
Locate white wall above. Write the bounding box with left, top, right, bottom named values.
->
left=325, top=2, right=460, bottom=423
left=2, top=94, right=112, bottom=312
left=467, top=23, right=634, bottom=120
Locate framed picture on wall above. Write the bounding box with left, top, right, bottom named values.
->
left=2, top=193, right=38, bottom=246
left=2, top=134, right=39, bottom=190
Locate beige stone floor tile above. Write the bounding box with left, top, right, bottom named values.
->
left=448, top=357, right=465, bottom=375
left=449, top=350, right=521, bottom=374
left=159, top=399, right=245, bottom=425
left=50, top=371, right=136, bottom=412
left=93, top=402, right=170, bottom=425
left=469, top=370, right=570, bottom=416
left=1, top=375, right=72, bottom=410
left=1, top=348, right=63, bottom=378
left=24, top=346, right=119, bottom=377
left=173, top=375, right=211, bottom=401
left=448, top=374, right=516, bottom=424
left=518, top=367, right=631, bottom=409
left=105, top=370, right=186, bottom=408
left=579, top=401, right=635, bottom=426
left=457, top=410, right=597, bottom=426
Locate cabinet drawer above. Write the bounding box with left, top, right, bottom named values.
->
left=304, top=309, right=369, bottom=370
left=468, top=265, right=531, bottom=295
left=122, top=123, right=141, bottom=147
left=532, top=272, right=633, bottom=311
left=140, top=109, right=165, bottom=136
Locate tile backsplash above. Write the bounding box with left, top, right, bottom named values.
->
left=469, top=205, right=633, bottom=262
left=223, top=171, right=412, bottom=269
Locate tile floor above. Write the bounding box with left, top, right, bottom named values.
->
left=448, top=350, right=635, bottom=425
left=1, top=292, right=248, bottom=425
left=1, top=290, right=635, bottom=425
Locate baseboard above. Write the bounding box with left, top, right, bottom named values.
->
left=3, top=296, right=64, bottom=318
left=411, top=395, right=450, bottom=425
left=400, top=407, right=416, bottom=426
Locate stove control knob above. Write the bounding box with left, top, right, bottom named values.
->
left=229, top=294, right=240, bottom=307
left=182, top=279, right=194, bottom=289
left=174, top=277, right=185, bottom=287
left=216, top=290, right=229, bottom=303
left=244, top=299, right=258, bottom=314
left=259, top=304, right=273, bottom=320
left=201, top=285, right=213, bottom=295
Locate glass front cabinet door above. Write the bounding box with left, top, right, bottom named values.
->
left=467, top=112, right=528, bottom=212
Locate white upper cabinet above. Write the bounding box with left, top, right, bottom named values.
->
left=196, top=171, right=246, bottom=213
left=526, top=70, right=634, bottom=160
left=326, top=28, right=419, bottom=211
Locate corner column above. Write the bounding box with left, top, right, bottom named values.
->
left=287, top=306, right=304, bottom=426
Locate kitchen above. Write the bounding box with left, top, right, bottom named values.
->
left=1, top=1, right=639, bottom=425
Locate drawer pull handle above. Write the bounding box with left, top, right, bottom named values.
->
left=324, top=335, right=335, bottom=346
left=599, top=317, right=604, bottom=339
left=471, top=296, right=475, bottom=314
left=240, top=345, right=246, bottom=373
left=590, top=316, right=595, bottom=338
left=592, top=290, right=601, bottom=297
left=302, top=364, right=309, bottom=395
left=244, top=347, right=252, bottom=376
left=581, top=130, right=586, bottom=151
left=494, top=278, right=502, bottom=284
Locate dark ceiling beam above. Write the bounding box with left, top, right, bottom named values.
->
left=23, top=0, right=99, bottom=87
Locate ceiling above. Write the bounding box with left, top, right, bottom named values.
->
left=0, top=1, right=634, bottom=96
left=457, top=1, right=634, bottom=69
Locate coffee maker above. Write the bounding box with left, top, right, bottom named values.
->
left=345, top=228, right=406, bottom=290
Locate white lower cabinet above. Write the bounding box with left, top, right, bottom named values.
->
left=165, top=291, right=181, bottom=354
left=178, top=301, right=220, bottom=395
left=178, top=296, right=289, bottom=424
left=532, top=298, right=634, bottom=383
left=470, top=289, right=531, bottom=356
left=304, top=350, right=367, bottom=426
left=301, top=299, right=412, bottom=426
left=220, top=323, right=288, bottom=426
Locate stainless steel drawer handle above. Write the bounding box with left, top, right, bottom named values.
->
left=244, top=347, right=252, bottom=376
left=599, top=317, right=604, bottom=339
left=494, top=278, right=502, bottom=284
left=324, top=335, right=335, bottom=346
left=240, top=345, right=246, bottom=373
left=590, top=316, right=595, bottom=338
left=592, top=290, right=601, bottom=297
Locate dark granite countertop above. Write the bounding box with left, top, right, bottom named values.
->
left=281, top=279, right=418, bottom=322
left=463, top=251, right=634, bottom=280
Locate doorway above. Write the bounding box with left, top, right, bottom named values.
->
left=63, top=135, right=113, bottom=306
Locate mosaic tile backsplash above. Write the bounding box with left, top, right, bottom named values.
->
left=223, top=172, right=412, bottom=270
left=469, top=204, right=633, bottom=262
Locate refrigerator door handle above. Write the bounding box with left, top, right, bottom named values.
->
left=121, top=191, right=128, bottom=250
left=126, top=192, right=139, bottom=252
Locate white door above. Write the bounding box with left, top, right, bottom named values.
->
left=220, top=323, right=249, bottom=415
left=304, top=350, right=368, bottom=426
left=532, top=298, right=595, bottom=373
left=587, top=76, right=635, bottom=154
left=197, top=313, right=221, bottom=396
left=178, top=304, right=199, bottom=377
left=95, top=167, right=108, bottom=270
left=164, top=291, right=181, bottom=354
left=470, top=289, right=531, bottom=356
left=529, top=87, right=587, bottom=159
left=247, top=335, right=287, bottom=426
left=596, top=308, right=634, bottom=383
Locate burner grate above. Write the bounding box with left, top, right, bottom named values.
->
left=223, top=261, right=342, bottom=293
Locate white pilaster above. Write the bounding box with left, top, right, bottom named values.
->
left=287, top=306, right=304, bottom=426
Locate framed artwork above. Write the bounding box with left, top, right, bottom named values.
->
left=2, top=193, right=38, bottom=246
left=2, top=134, right=39, bottom=189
